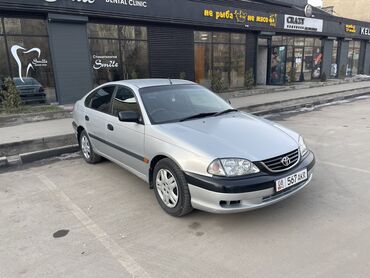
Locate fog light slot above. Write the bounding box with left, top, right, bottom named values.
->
left=220, top=200, right=241, bottom=208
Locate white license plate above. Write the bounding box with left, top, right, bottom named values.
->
left=275, top=169, right=308, bottom=193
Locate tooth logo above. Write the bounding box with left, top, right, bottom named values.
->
left=11, top=45, right=41, bottom=83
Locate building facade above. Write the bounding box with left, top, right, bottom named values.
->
left=1, top=0, right=370, bottom=104
left=323, top=0, right=370, bottom=22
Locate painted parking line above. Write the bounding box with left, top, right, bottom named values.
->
left=319, top=161, right=370, bottom=175
left=37, top=174, right=150, bottom=278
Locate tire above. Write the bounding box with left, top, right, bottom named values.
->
left=153, top=158, right=193, bottom=217
left=79, top=130, right=102, bottom=164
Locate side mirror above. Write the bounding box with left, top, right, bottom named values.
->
left=118, top=111, right=140, bottom=123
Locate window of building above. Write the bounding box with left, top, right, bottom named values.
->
left=88, top=23, right=149, bottom=86
left=0, top=35, right=9, bottom=79
left=194, top=31, right=246, bottom=90
left=347, top=40, right=361, bottom=76
left=0, top=17, right=56, bottom=103
left=271, top=36, right=322, bottom=82
left=331, top=40, right=339, bottom=78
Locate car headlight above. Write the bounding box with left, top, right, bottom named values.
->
left=299, top=136, right=308, bottom=156
left=208, top=158, right=260, bottom=177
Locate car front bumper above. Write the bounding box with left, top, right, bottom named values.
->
left=186, top=151, right=315, bottom=214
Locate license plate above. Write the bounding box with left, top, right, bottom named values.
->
left=275, top=169, right=308, bottom=193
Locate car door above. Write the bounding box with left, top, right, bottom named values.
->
left=84, top=85, right=116, bottom=155
left=104, top=86, right=147, bottom=176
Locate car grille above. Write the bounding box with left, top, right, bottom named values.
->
left=261, top=149, right=300, bottom=172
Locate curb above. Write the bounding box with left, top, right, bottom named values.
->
left=223, top=78, right=370, bottom=99
left=0, top=145, right=80, bottom=169
left=0, top=110, right=72, bottom=128
left=0, top=134, right=76, bottom=157
left=250, top=91, right=370, bottom=116
left=238, top=87, right=370, bottom=111
left=20, top=145, right=80, bottom=164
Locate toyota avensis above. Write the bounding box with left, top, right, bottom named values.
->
left=72, top=79, right=315, bottom=217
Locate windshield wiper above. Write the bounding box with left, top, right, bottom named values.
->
left=213, top=109, right=238, bottom=117
left=179, top=112, right=217, bottom=122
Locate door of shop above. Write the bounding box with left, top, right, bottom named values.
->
left=293, top=47, right=304, bottom=82
left=268, top=46, right=287, bottom=85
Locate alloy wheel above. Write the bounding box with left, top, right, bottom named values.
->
left=81, top=135, right=91, bottom=160
left=156, top=169, right=179, bottom=208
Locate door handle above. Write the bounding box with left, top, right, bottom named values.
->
left=85, top=115, right=89, bottom=121
left=107, top=124, right=114, bottom=131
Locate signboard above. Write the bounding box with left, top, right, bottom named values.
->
left=345, top=24, right=356, bottom=33
left=360, top=27, right=370, bottom=36
left=203, top=8, right=277, bottom=28
left=284, top=15, right=323, bottom=33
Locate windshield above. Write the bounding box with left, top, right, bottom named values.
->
left=13, top=78, right=40, bottom=86
left=139, top=84, right=232, bottom=124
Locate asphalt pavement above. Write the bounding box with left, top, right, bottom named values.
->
left=1, top=98, right=370, bottom=278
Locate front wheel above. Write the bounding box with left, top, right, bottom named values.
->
left=153, top=158, right=193, bottom=217
left=79, top=130, right=102, bottom=164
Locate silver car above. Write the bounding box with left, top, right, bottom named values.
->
left=72, top=79, right=315, bottom=216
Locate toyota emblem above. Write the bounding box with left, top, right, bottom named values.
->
left=281, top=156, right=291, bottom=167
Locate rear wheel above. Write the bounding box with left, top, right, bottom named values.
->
left=79, top=130, right=102, bottom=164
left=153, top=158, right=193, bottom=217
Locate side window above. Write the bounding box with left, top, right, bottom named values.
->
left=85, top=86, right=116, bottom=113
left=111, top=86, right=141, bottom=117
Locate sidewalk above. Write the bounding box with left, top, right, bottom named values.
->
left=0, top=118, right=73, bottom=145
left=1, top=79, right=370, bottom=168
left=230, top=80, right=370, bottom=114
left=0, top=118, right=76, bottom=167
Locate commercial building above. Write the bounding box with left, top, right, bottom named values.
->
left=323, top=0, right=370, bottom=22
left=1, top=0, right=370, bottom=104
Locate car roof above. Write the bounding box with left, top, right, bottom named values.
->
left=107, top=79, right=196, bottom=89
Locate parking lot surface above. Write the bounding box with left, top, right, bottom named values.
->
left=1, top=98, right=370, bottom=278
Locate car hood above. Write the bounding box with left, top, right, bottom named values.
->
left=152, top=112, right=299, bottom=161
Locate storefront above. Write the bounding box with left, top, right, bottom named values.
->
left=1, top=0, right=370, bottom=104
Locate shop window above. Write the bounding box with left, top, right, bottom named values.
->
left=305, top=38, right=314, bottom=47
left=0, top=36, right=9, bottom=79
left=194, top=43, right=212, bottom=87
left=121, top=40, right=149, bottom=80
left=0, top=17, right=57, bottom=103
left=231, top=45, right=246, bottom=88
left=88, top=23, right=149, bottom=86
left=4, top=18, right=47, bottom=36
left=212, top=32, right=229, bottom=43
left=272, top=36, right=283, bottom=46
left=194, top=31, right=211, bottom=43
left=331, top=40, right=338, bottom=78
left=294, top=37, right=305, bottom=47
left=120, top=26, right=147, bottom=41
left=89, top=39, right=121, bottom=84
left=194, top=31, right=246, bottom=90
left=88, top=23, right=118, bottom=38
left=213, top=43, right=231, bottom=88
left=231, top=33, right=246, bottom=44
left=347, top=40, right=361, bottom=76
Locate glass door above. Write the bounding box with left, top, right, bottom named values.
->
left=293, top=47, right=304, bottom=82
left=269, top=46, right=287, bottom=85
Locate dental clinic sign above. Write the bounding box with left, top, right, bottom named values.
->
left=11, top=45, right=48, bottom=83
left=284, top=15, right=323, bottom=33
